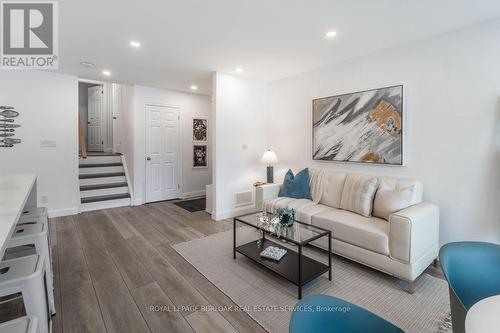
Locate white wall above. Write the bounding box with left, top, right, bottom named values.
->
left=132, top=85, right=212, bottom=204
left=0, top=71, right=80, bottom=217
left=120, top=84, right=135, bottom=191
left=212, top=72, right=269, bottom=219
left=267, top=19, right=500, bottom=245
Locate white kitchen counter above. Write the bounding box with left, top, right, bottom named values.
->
left=0, top=173, right=37, bottom=259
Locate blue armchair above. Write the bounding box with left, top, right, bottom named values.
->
left=439, top=241, right=500, bottom=333
left=289, top=295, right=403, bottom=333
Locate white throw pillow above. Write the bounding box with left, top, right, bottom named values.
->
left=373, top=185, right=415, bottom=221
left=340, top=175, right=379, bottom=217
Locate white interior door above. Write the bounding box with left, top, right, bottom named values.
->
left=87, top=85, right=104, bottom=151
left=112, top=84, right=122, bottom=153
left=145, top=105, right=180, bottom=203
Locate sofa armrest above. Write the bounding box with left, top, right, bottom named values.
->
left=255, top=183, right=281, bottom=210
left=389, top=203, right=439, bottom=263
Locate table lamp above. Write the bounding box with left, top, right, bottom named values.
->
left=261, top=149, right=279, bottom=183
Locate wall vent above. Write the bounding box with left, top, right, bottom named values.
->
left=234, top=190, right=253, bottom=207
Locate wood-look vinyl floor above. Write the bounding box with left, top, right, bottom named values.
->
left=51, top=202, right=267, bottom=333
left=7, top=200, right=444, bottom=332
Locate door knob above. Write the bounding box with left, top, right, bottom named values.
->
left=146, top=157, right=151, bottom=161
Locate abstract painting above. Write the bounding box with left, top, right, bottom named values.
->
left=193, top=118, right=208, bottom=142
left=312, top=85, right=403, bottom=165
left=193, top=144, right=208, bottom=168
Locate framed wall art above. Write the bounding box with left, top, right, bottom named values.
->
left=312, top=85, right=403, bottom=165
left=193, top=144, right=208, bottom=168
left=193, top=118, right=208, bottom=142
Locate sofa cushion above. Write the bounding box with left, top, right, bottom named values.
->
left=295, top=204, right=334, bottom=224
left=340, top=175, right=379, bottom=217
left=312, top=209, right=389, bottom=255
left=263, top=198, right=332, bottom=224
left=373, top=184, right=415, bottom=221
left=319, top=171, right=346, bottom=209
left=287, top=198, right=316, bottom=211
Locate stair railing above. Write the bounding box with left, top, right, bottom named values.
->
left=79, top=115, right=88, bottom=159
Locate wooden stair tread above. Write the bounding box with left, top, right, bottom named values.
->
left=79, top=163, right=123, bottom=168
left=80, top=182, right=128, bottom=191
left=81, top=193, right=130, bottom=203
left=86, top=152, right=122, bottom=156
left=79, top=172, right=125, bottom=179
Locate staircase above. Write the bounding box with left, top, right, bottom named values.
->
left=79, top=153, right=131, bottom=212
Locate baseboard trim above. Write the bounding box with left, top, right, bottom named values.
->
left=182, top=190, right=206, bottom=199
left=213, top=205, right=255, bottom=221
left=48, top=207, right=79, bottom=217
left=133, top=198, right=144, bottom=206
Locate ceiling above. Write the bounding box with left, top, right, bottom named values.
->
left=59, top=0, right=500, bottom=95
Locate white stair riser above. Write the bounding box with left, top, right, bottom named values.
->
left=79, top=176, right=126, bottom=186
left=80, top=198, right=131, bottom=212
left=79, top=166, right=124, bottom=175
left=79, top=156, right=121, bottom=164
left=80, top=186, right=129, bottom=198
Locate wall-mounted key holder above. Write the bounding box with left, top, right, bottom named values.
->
left=0, top=138, right=21, bottom=144
left=0, top=110, right=19, bottom=118
left=0, top=106, right=20, bottom=148
left=0, top=138, right=21, bottom=145
left=0, top=124, right=20, bottom=128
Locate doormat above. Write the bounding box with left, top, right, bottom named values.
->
left=174, top=197, right=206, bottom=212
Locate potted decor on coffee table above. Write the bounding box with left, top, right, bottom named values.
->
left=276, top=207, right=295, bottom=227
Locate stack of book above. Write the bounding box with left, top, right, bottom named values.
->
left=260, top=246, right=287, bottom=261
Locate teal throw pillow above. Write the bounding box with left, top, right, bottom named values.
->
left=279, top=168, right=312, bottom=200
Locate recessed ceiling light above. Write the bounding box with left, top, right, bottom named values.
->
left=325, top=31, right=337, bottom=38
left=190, top=85, right=198, bottom=91
left=129, top=41, right=141, bottom=48
left=102, top=70, right=111, bottom=76
left=80, top=61, right=94, bottom=68
left=235, top=67, right=244, bottom=73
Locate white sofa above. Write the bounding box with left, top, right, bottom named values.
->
left=255, top=169, right=439, bottom=291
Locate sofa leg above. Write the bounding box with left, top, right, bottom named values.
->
left=405, top=280, right=415, bottom=294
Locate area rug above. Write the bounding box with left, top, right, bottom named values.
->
left=173, top=197, right=206, bottom=212
left=173, top=227, right=451, bottom=333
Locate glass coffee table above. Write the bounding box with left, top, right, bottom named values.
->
left=233, top=211, right=332, bottom=299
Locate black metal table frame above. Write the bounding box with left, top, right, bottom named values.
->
left=233, top=213, right=332, bottom=299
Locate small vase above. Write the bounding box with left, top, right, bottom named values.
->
left=280, top=214, right=294, bottom=227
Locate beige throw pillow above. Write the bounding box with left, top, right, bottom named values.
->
left=340, top=175, right=379, bottom=217
left=373, top=185, right=415, bottom=221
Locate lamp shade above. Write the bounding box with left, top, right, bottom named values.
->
left=261, top=149, right=279, bottom=165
